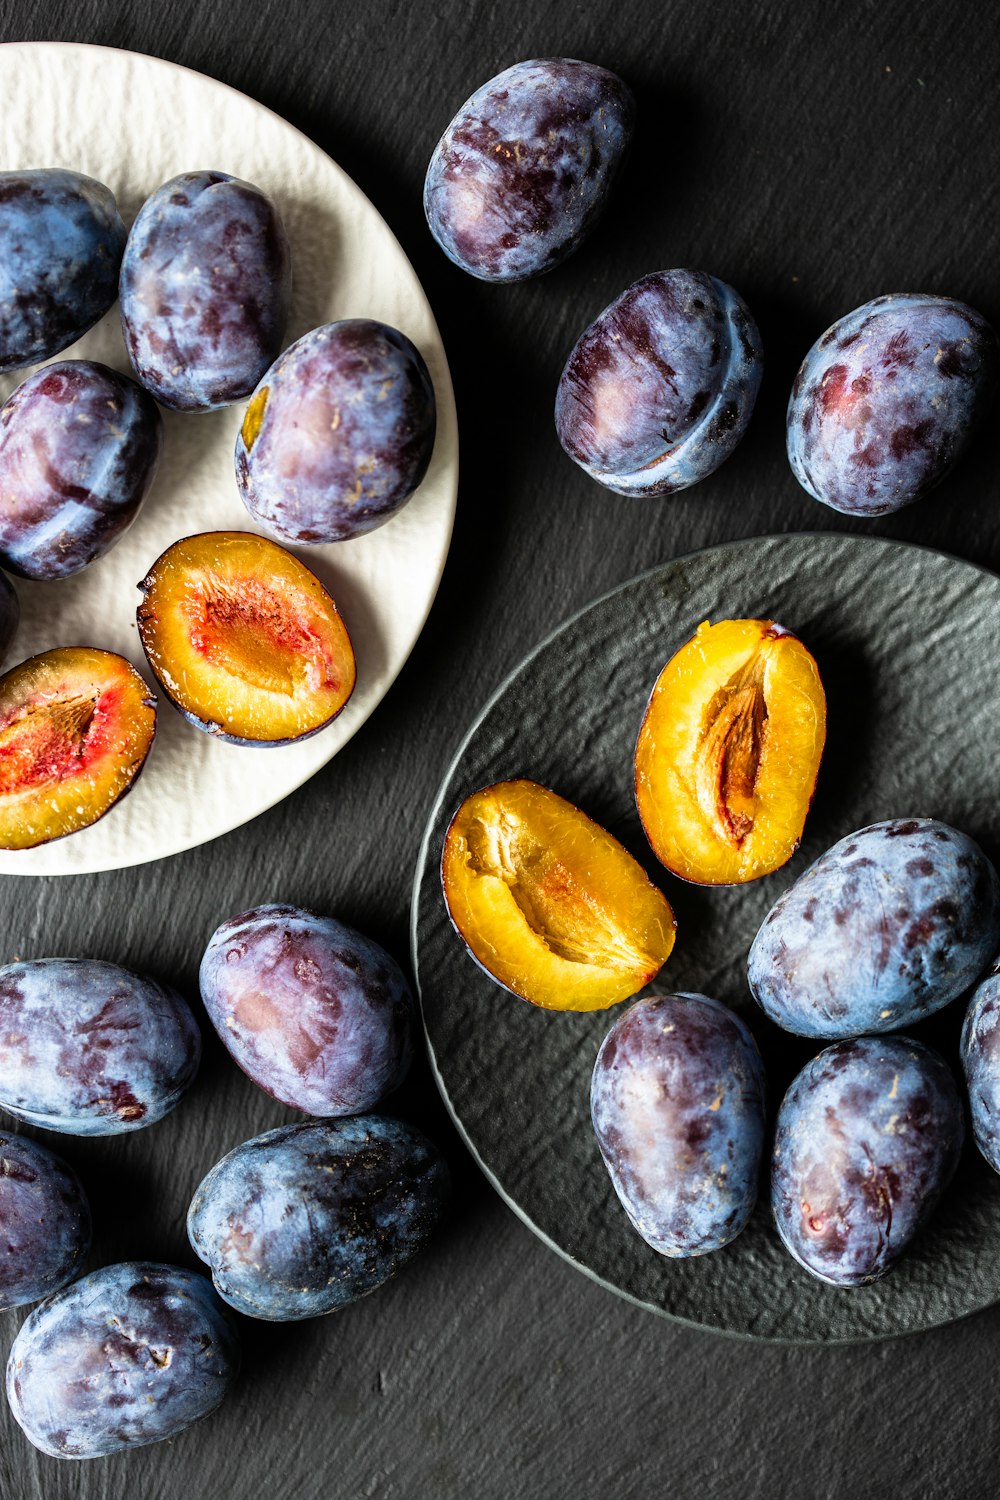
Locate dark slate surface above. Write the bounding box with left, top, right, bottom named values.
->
left=1, top=1, right=1000, bottom=1494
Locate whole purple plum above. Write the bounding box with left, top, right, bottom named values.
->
left=423, top=58, right=634, bottom=283
left=960, top=959, right=1000, bottom=1174
left=0, top=169, right=126, bottom=371
left=748, top=819, right=1000, bottom=1039
left=0, top=361, right=161, bottom=579
left=555, top=270, right=763, bottom=495
left=787, top=294, right=999, bottom=515
left=6, top=1262, right=240, bottom=1458
left=187, top=1116, right=450, bottom=1320
left=234, top=320, right=436, bottom=542
left=119, top=170, right=291, bottom=411
left=199, top=903, right=413, bottom=1115
left=591, top=993, right=766, bottom=1257
left=0, top=959, right=201, bottom=1135
left=772, top=1036, right=964, bottom=1286
left=0, top=1132, right=90, bottom=1310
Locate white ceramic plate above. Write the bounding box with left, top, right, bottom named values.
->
left=0, top=41, right=458, bottom=876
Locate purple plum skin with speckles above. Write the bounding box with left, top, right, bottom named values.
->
left=119, top=170, right=291, bottom=412
left=0, top=360, right=162, bottom=580
left=748, top=819, right=1000, bottom=1040
left=960, top=960, right=1000, bottom=1174
left=0, top=169, right=126, bottom=372
left=235, top=320, right=436, bottom=542
left=6, top=1262, right=240, bottom=1458
left=772, top=1036, right=964, bottom=1287
left=187, top=1117, right=451, bottom=1321
left=199, top=904, right=413, bottom=1116
left=786, top=294, right=999, bottom=516
left=555, top=270, right=763, bottom=495
left=590, top=993, right=766, bottom=1258
left=423, top=58, right=634, bottom=283
left=0, top=1132, right=91, bottom=1310
left=0, top=959, right=202, bottom=1136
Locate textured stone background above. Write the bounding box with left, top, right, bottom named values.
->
left=1, top=1, right=1000, bottom=1495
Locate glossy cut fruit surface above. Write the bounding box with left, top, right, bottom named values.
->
left=200, top=904, right=413, bottom=1115
left=6, top=1263, right=240, bottom=1458
left=749, top=818, right=1000, bottom=1038
left=188, top=1117, right=450, bottom=1321
left=0, top=168, right=126, bottom=371
left=120, top=170, right=291, bottom=411
left=235, top=320, right=436, bottom=543
left=0, top=360, right=162, bottom=580
left=424, top=57, right=634, bottom=283
left=0, top=1133, right=91, bottom=1309
left=137, top=531, right=355, bottom=745
left=441, top=778, right=675, bottom=1011
left=635, top=619, right=826, bottom=885
left=591, top=993, right=766, bottom=1257
left=555, top=270, right=763, bottom=495
left=787, top=294, right=999, bottom=515
left=0, top=957, right=201, bottom=1135
left=0, top=647, right=155, bottom=850
left=771, top=1037, right=965, bottom=1286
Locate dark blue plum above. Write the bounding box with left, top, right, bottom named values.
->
left=787, top=294, right=999, bottom=515
left=187, top=1117, right=450, bottom=1320
left=0, top=1132, right=90, bottom=1310
left=235, top=320, right=436, bottom=542
left=0, top=361, right=162, bottom=579
left=748, top=819, right=1000, bottom=1039
left=199, top=904, right=413, bottom=1116
left=120, top=170, right=290, bottom=411
left=960, top=958, right=1000, bottom=1174
left=0, top=959, right=201, bottom=1135
left=6, top=1262, right=240, bottom=1458
left=555, top=270, right=763, bottom=495
left=424, top=58, right=634, bottom=283
left=591, top=993, right=766, bottom=1257
left=0, top=169, right=126, bottom=371
left=772, top=1037, right=964, bottom=1286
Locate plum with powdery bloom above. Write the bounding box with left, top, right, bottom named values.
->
left=555, top=270, right=763, bottom=495
left=424, top=58, right=634, bottom=283
left=0, top=169, right=125, bottom=371
left=960, top=959, right=1000, bottom=1175
left=199, top=904, right=412, bottom=1115
left=120, top=170, right=290, bottom=411
left=0, top=1132, right=91, bottom=1310
left=787, top=294, right=999, bottom=515
left=772, top=1037, right=964, bottom=1286
left=187, top=1117, right=450, bottom=1320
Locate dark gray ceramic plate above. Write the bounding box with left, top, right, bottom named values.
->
left=411, top=534, right=1000, bottom=1344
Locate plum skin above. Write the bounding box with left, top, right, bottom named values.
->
left=187, top=1117, right=451, bottom=1321
left=0, top=361, right=162, bottom=580
left=960, top=958, right=1000, bottom=1174
left=748, top=819, right=1000, bottom=1039
left=235, top=319, right=436, bottom=543
left=424, top=58, right=634, bottom=283
left=6, top=1262, right=240, bottom=1458
left=199, top=903, right=413, bottom=1115
left=0, top=1132, right=91, bottom=1310
left=120, top=170, right=291, bottom=411
left=555, top=270, right=763, bottom=495
left=772, top=1036, right=964, bottom=1286
left=787, top=294, right=999, bottom=516
left=0, top=959, right=201, bottom=1135
left=591, top=993, right=766, bottom=1256
left=0, top=169, right=126, bottom=371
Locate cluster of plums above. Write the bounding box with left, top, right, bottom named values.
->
left=0, top=906, right=448, bottom=1459
left=0, top=164, right=437, bottom=849
left=424, top=58, right=999, bottom=513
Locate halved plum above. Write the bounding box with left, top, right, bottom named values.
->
left=0, top=647, right=155, bottom=850
left=441, top=779, right=676, bottom=1011
left=635, top=620, right=826, bottom=885
left=136, top=532, right=356, bottom=746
